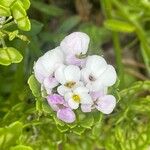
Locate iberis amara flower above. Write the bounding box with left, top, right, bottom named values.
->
left=33, top=32, right=117, bottom=123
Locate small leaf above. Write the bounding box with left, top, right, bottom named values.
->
left=0, top=47, right=23, bottom=66
left=72, top=126, right=85, bottom=135
left=8, top=30, right=19, bottom=41
left=57, top=125, right=69, bottom=133
left=0, top=5, right=11, bottom=16
left=0, top=0, right=15, bottom=7
left=11, top=1, right=26, bottom=20
left=20, top=0, right=30, bottom=10
left=28, top=75, right=41, bottom=98
left=42, top=101, right=53, bottom=114
left=10, top=145, right=33, bottom=150
left=104, top=19, right=135, bottom=33
left=17, top=17, right=31, bottom=31
left=79, top=113, right=94, bottom=129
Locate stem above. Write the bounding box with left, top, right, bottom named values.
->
left=101, top=0, right=124, bottom=86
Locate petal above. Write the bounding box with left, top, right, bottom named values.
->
left=86, top=55, right=107, bottom=78
left=98, top=65, right=117, bottom=87
left=47, top=94, right=64, bottom=105
left=57, top=85, right=71, bottom=96
left=81, top=104, right=92, bottom=112
left=81, top=68, right=91, bottom=83
left=96, top=95, right=116, bottom=114
left=64, top=65, right=81, bottom=82
left=43, top=76, right=58, bottom=90
left=60, top=32, right=90, bottom=55
left=68, top=99, right=79, bottom=109
left=55, top=64, right=66, bottom=84
left=57, top=108, right=76, bottom=123
left=33, top=57, right=48, bottom=83
left=90, top=87, right=108, bottom=100
left=86, top=81, right=104, bottom=92
left=74, top=86, right=89, bottom=94
left=80, top=93, right=93, bottom=104
left=64, top=92, right=72, bottom=102
left=66, top=54, right=86, bottom=66
left=34, top=47, right=64, bottom=83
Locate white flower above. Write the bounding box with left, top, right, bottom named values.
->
left=60, top=32, right=90, bottom=55
left=33, top=47, right=64, bottom=84
left=82, top=55, right=117, bottom=91
left=55, top=65, right=82, bottom=95
left=64, top=86, right=93, bottom=110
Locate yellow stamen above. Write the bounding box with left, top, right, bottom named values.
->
left=64, top=81, right=76, bottom=88
left=72, top=94, right=80, bottom=103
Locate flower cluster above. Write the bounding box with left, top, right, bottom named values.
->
left=33, top=32, right=117, bottom=123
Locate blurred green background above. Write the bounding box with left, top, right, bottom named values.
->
left=0, top=0, right=150, bottom=149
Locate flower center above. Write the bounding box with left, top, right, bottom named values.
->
left=64, top=81, right=76, bottom=88
left=89, top=75, right=95, bottom=81
left=72, top=94, right=80, bottom=103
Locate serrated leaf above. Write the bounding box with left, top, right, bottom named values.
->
left=53, top=116, right=65, bottom=127
left=28, top=75, right=41, bottom=98
left=20, top=0, right=30, bottom=10
left=104, top=19, right=135, bottom=33
left=0, top=47, right=23, bottom=66
left=10, top=145, right=33, bottom=150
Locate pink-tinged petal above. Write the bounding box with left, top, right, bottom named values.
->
left=43, top=76, right=59, bottom=94
left=57, top=108, right=76, bottom=123
left=96, top=95, right=116, bottom=114
left=81, top=104, right=92, bottom=112
left=90, top=88, right=108, bottom=100
left=47, top=94, right=64, bottom=105
left=66, top=54, right=86, bottom=67
left=60, top=32, right=90, bottom=55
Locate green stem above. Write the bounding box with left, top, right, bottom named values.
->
left=101, top=0, right=124, bottom=86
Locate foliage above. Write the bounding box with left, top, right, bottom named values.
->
left=0, top=0, right=150, bottom=150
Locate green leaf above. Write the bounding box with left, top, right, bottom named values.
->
left=17, top=17, right=31, bottom=31
left=0, top=0, right=15, bottom=7
left=0, top=47, right=23, bottom=66
left=10, top=145, right=33, bottom=150
left=57, top=125, right=69, bottom=133
left=31, top=1, right=64, bottom=16
left=11, top=1, right=27, bottom=20
left=8, top=30, right=19, bottom=41
left=42, top=101, right=53, bottom=114
left=72, top=126, right=85, bottom=135
left=27, top=19, right=43, bottom=36
left=57, top=16, right=81, bottom=33
left=0, top=121, right=23, bottom=149
left=28, top=75, right=41, bottom=98
left=79, top=114, right=94, bottom=129
left=20, top=0, right=30, bottom=10
left=104, top=19, right=135, bottom=33
left=0, top=5, right=11, bottom=16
